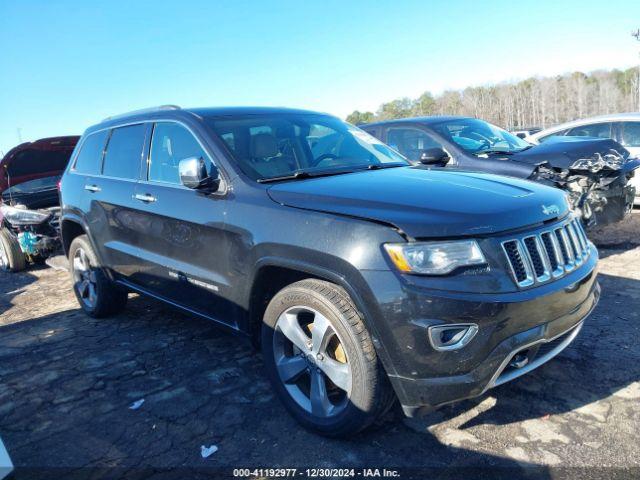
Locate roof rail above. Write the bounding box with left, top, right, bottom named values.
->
left=101, top=105, right=181, bottom=122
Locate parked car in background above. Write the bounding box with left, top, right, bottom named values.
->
left=60, top=106, right=599, bottom=436
left=525, top=113, right=640, bottom=205
left=0, top=136, right=79, bottom=271
left=361, top=117, right=639, bottom=227
left=511, top=127, right=541, bottom=139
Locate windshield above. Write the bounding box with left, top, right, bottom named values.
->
left=3, top=175, right=60, bottom=195
left=204, top=113, right=408, bottom=181
left=431, top=118, right=531, bottom=155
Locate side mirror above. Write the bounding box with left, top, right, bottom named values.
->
left=178, top=157, right=220, bottom=192
left=419, top=147, right=450, bottom=165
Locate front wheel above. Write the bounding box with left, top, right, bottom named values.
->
left=262, top=279, right=394, bottom=437
left=68, top=235, right=128, bottom=317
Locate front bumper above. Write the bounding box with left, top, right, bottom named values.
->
left=586, top=182, right=636, bottom=226
left=361, top=245, right=599, bottom=415
left=1, top=208, right=61, bottom=259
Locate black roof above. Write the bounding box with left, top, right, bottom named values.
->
left=364, top=115, right=473, bottom=127
left=89, top=105, right=334, bottom=133
left=187, top=106, right=330, bottom=117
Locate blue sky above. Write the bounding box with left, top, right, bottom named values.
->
left=1, top=0, right=639, bottom=154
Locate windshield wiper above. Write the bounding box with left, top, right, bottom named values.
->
left=475, top=146, right=533, bottom=156
left=257, top=169, right=355, bottom=183
left=364, top=163, right=406, bottom=170
left=257, top=163, right=407, bottom=183
left=474, top=149, right=516, bottom=156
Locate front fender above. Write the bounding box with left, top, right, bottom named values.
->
left=249, top=254, right=401, bottom=377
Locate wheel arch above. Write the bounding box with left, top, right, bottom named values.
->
left=60, top=215, right=89, bottom=256
left=246, top=257, right=398, bottom=376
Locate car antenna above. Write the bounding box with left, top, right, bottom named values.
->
left=3, top=164, right=13, bottom=206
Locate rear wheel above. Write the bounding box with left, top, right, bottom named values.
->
left=69, top=235, right=128, bottom=317
left=0, top=228, right=26, bottom=272
left=262, top=279, right=394, bottom=437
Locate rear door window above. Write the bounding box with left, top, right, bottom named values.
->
left=566, top=123, right=612, bottom=139
left=620, top=122, right=640, bottom=147
left=102, top=124, right=146, bottom=179
left=148, top=122, right=211, bottom=184
left=74, top=130, right=109, bottom=175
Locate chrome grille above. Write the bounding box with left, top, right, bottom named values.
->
left=502, top=218, right=591, bottom=288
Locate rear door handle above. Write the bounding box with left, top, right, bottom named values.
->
left=84, top=184, right=101, bottom=193
left=134, top=193, right=157, bottom=203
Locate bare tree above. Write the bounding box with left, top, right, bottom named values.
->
left=347, top=67, right=640, bottom=128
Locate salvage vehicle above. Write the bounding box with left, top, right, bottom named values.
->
left=0, top=136, right=79, bottom=271
left=525, top=113, right=640, bottom=205
left=361, top=117, right=639, bottom=227
left=60, top=106, right=599, bottom=436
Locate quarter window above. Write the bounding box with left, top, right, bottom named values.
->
left=149, top=122, right=210, bottom=184
left=102, top=124, right=146, bottom=179
left=620, top=122, right=640, bottom=147
left=74, top=130, right=109, bottom=175
left=386, top=128, right=443, bottom=161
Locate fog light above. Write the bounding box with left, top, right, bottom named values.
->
left=428, top=323, right=478, bottom=351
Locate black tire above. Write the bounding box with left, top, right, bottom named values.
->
left=0, top=227, right=26, bottom=272
left=262, top=279, right=394, bottom=437
left=68, top=235, right=128, bottom=317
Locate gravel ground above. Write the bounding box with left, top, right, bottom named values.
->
left=1, top=212, right=639, bottom=479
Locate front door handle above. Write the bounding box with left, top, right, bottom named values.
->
left=134, top=193, right=157, bottom=203
left=84, top=184, right=101, bottom=193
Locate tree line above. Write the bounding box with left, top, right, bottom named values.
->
left=346, top=67, right=640, bottom=129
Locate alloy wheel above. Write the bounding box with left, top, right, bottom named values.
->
left=72, top=247, right=98, bottom=308
left=273, top=306, right=352, bottom=418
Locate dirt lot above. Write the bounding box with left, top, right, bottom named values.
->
left=1, top=213, right=639, bottom=479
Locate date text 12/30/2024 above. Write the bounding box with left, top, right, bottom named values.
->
left=233, top=468, right=400, bottom=478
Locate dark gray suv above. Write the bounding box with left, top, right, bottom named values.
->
left=60, top=106, right=600, bottom=436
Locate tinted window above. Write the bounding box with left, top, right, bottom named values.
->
left=102, top=124, right=146, bottom=179
left=620, top=122, right=640, bottom=147
left=387, top=128, right=443, bottom=161
left=204, top=114, right=407, bottom=181
left=74, top=130, right=108, bottom=174
left=566, top=123, right=612, bottom=139
left=149, top=122, right=210, bottom=184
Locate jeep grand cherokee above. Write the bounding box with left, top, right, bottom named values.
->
left=59, top=106, right=600, bottom=436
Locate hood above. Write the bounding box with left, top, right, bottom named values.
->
left=511, top=136, right=629, bottom=169
left=0, top=136, right=79, bottom=193
left=267, top=167, right=569, bottom=238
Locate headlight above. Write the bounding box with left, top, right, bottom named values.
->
left=0, top=204, right=51, bottom=225
left=384, top=240, right=486, bottom=275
